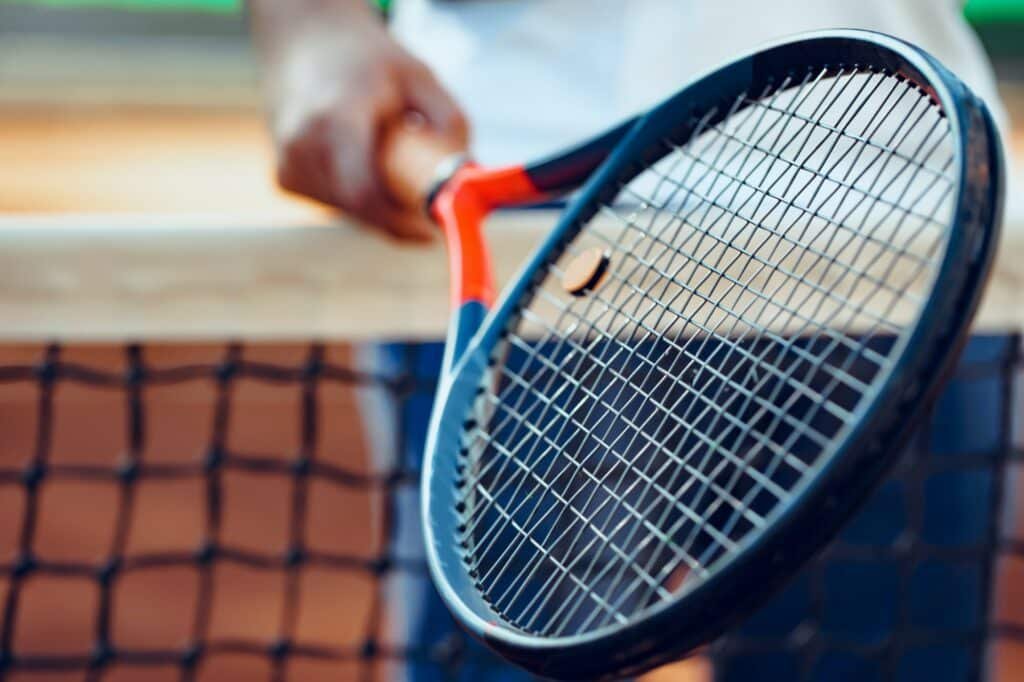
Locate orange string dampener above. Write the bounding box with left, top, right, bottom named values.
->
left=561, top=247, right=611, bottom=297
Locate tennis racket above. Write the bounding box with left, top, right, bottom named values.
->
left=382, top=30, right=1004, bottom=680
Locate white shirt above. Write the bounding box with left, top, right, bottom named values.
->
left=392, top=0, right=1007, bottom=165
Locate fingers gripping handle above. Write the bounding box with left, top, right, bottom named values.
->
left=381, top=125, right=468, bottom=214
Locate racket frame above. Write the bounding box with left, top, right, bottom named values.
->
left=423, top=29, right=1004, bottom=679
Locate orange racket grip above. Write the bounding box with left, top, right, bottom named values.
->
left=381, top=124, right=466, bottom=212
left=381, top=125, right=545, bottom=308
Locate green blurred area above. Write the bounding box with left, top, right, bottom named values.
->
left=966, top=0, right=1024, bottom=22
left=3, top=0, right=1023, bottom=22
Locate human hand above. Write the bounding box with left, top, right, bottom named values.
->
left=250, top=0, right=468, bottom=240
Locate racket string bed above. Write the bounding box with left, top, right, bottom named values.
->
left=456, top=64, right=959, bottom=638
left=466, top=66, right=942, bottom=544
left=710, top=336, right=1023, bottom=682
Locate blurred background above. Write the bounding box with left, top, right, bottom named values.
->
left=0, top=2, right=1021, bottom=682
left=0, top=0, right=296, bottom=217
left=0, top=0, right=1021, bottom=217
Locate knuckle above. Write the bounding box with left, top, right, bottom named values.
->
left=275, top=149, right=311, bottom=192
left=403, top=58, right=432, bottom=79
left=280, top=119, right=324, bottom=159
left=304, top=111, right=338, bottom=139
left=339, top=182, right=374, bottom=214
left=448, top=108, right=469, bottom=132
left=279, top=138, right=306, bottom=167
left=357, top=64, right=397, bottom=96
left=275, top=165, right=298, bottom=193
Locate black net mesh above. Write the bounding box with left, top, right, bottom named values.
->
left=0, top=342, right=507, bottom=681
left=0, top=336, right=1019, bottom=681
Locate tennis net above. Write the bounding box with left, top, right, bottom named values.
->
left=0, top=333, right=1019, bottom=681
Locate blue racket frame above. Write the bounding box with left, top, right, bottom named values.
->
left=422, top=30, right=1004, bottom=679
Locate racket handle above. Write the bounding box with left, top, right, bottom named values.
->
left=381, top=124, right=467, bottom=213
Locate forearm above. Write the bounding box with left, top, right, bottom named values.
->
left=247, top=0, right=382, bottom=59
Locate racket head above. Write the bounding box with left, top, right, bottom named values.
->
left=423, top=29, right=1003, bottom=679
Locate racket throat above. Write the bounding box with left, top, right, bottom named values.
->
left=430, top=163, right=544, bottom=309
